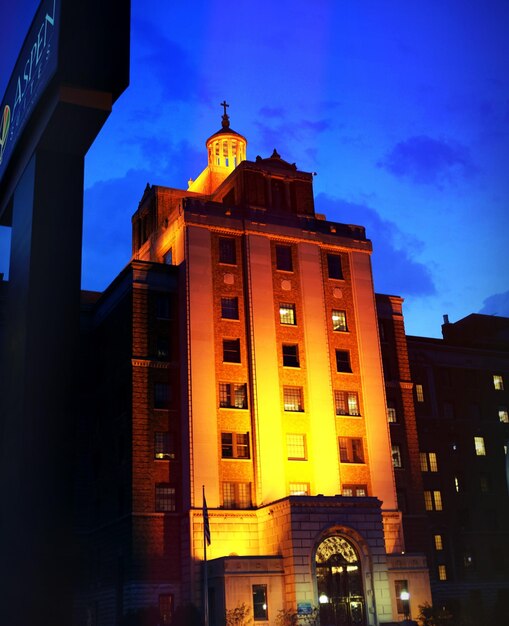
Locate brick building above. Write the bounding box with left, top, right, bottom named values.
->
left=76, top=110, right=431, bottom=625
left=406, top=314, right=509, bottom=624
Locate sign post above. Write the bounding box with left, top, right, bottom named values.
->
left=0, top=1, right=130, bottom=624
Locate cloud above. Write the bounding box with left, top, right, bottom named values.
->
left=254, top=118, right=331, bottom=162
left=479, top=291, right=509, bottom=317
left=131, top=18, right=208, bottom=103
left=82, top=140, right=203, bottom=291
left=378, top=136, right=477, bottom=186
left=315, top=194, right=436, bottom=297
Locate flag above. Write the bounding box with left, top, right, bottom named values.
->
left=203, top=486, right=211, bottom=546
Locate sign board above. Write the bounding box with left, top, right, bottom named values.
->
left=0, top=0, right=60, bottom=185
left=297, top=602, right=314, bottom=615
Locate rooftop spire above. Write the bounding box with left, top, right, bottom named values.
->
left=220, top=100, right=230, bottom=129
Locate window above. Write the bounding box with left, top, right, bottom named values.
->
left=159, top=594, right=174, bottom=625
left=395, top=580, right=409, bottom=615
left=155, top=432, right=175, bottom=460
left=286, top=434, right=306, bottom=460
left=222, top=482, right=252, bottom=509
left=221, top=297, right=239, bottom=320
left=219, top=237, right=236, bottom=264
left=283, top=387, right=304, bottom=411
left=252, top=584, right=268, bottom=621
left=493, top=374, right=504, bottom=390
left=454, top=476, right=461, bottom=492
left=156, top=336, right=170, bottom=359
left=479, top=474, right=490, bottom=493
left=290, top=482, right=309, bottom=495
left=334, top=390, right=360, bottom=416
left=275, top=244, right=293, bottom=271
left=339, top=437, right=364, bottom=463
left=221, top=432, right=250, bottom=459
left=424, top=490, right=443, bottom=511
left=279, top=302, right=296, bottom=325
left=282, top=344, right=299, bottom=367
left=155, top=484, right=176, bottom=512
left=154, top=383, right=170, bottom=409
left=387, top=399, right=397, bottom=423
left=336, top=350, right=352, bottom=373
left=332, top=309, right=348, bottom=332
left=327, top=253, right=343, bottom=279
left=415, top=384, right=424, bottom=402
left=163, top=248, right=173, bottom=265
left=499, top=407, right=509, bottom=423
left=443, top=402, right=455, bottom=419
left=392, top=444, right=403, bottom=468
left=420, top=452, right=438, bottom=472
left=434, top=534, right=443, bottom=550
left=438, top=565, right=447, bottom=581
left=156, top=293, right=172, bottom=319
left=219, top=382, right=247, bottom=408
left=342, top=484, right=367, bottom=497
left=474, top=436, right=486, bottom=456
left=223, top=339, right=241, bottom=363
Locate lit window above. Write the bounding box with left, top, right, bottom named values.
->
left=339, top=437, right=364, bottom=463
left=415, top=384, right=424, bottom=402
left=223, top=339, right=241, bottom=363
left=454, top=476, right=460, bottom=492
left=395, top=580, right=409, bottom=615
left=275, top=245, right=293, bottom=271
left=219, top=382, right=247, bottom=408
left=327, top=253, right=344, bottom=279
left=286, top=434, right=306, bottom=460
left=282, top=344, right=299, bottom=367
left=493, top=374, right=504, bottom=391
left=289, top=482, right=309, bottom=496
left=252, top=584, right=268, bottom=621
left=159, top=594, right=174, bottom=625
left=221, top=432, right=250, bottom=459
left=424, top=490, right=443, bottom=511
left=387, top=399, right=397, bottom=423
left=474, top=436, right=486, bottom=456
left=219, top=237, right=236, bottom=264
left=336, top=350, right=352, bottom=373
left=499, top=407, right=509, bottom=423
left=420, top=452, right=438, bottom=472
left=222, top=482, right=251, bottom=509
left=342, top=484, right=367, bottom=497
left=438, top=565, right=447, bottom=581
left=154, top=383, right=171, bottom=409
left=279, top=303, right=296, bottom=325
left=392, top=444, right=403, bottom=468
left=155, top=484, right=176, bottom=512
left=334, top=390, right=360, bottom=416
left=221, top=297, right=239, bottom=319
left=283, top=387, right=304, bottom=411
left=434, top=534, right=443, bottom=550
left=332, top=309, right=348, bottom=332
left=155, top=432, right=175, bottom=460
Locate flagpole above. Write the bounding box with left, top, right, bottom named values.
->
left=203, top=485, right=209, bottom=626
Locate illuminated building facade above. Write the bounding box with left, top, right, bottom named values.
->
left=78, top=111, right=431, bottom=625
left=406, top=315, right=509, bottom=624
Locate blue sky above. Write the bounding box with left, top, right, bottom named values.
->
left=2, top=0, right=509, bottom=337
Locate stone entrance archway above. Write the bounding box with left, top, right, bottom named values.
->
left=315, top=536, right=366, bottom=626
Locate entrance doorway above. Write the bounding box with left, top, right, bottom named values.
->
left=315, top=536, right=365, bottom=626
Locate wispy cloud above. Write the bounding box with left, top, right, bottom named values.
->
left=378, top=135, right=477, bottom=186
left=315, top=194, right=436, bottom=297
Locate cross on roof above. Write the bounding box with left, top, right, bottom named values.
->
left=220, top=100, right=229, bottom=116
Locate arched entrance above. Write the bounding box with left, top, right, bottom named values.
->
left=315, top=536, right=366, bottom=626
